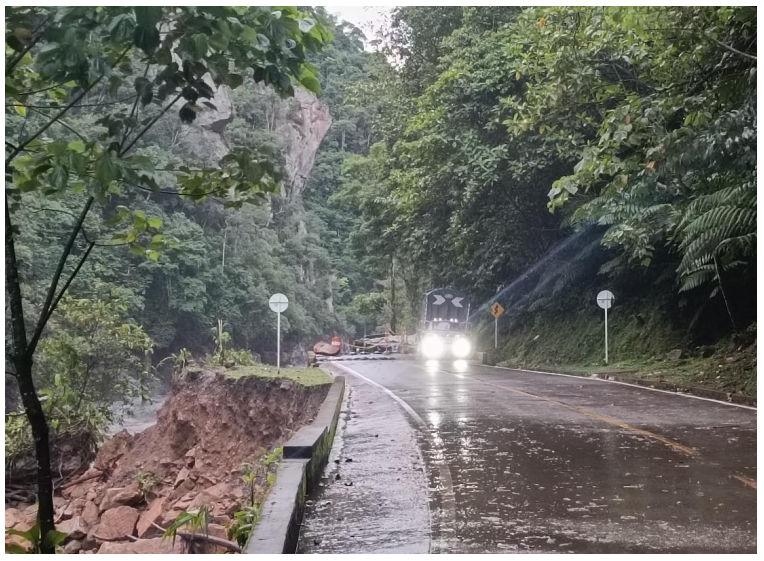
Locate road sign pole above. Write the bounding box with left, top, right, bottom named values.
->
left=269, top=293, right=289, bottom=372
left=604, top=306, right=608, bottom=364
left=596, top=290, right=614, bottom=365
left=489, top=302, right=505, bottom=350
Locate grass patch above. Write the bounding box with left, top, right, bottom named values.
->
left=487, top=291, right=756, bottom=396
left=225, top=364, right=331, bottom=387
left=496, top=342, right=756, bottom=396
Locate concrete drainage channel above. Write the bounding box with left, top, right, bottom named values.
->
left=244, top=375, right=345, bottom=554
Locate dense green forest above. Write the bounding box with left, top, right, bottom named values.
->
left=348, top=6, right=757, bottom=378
left=4, top=6, right=756, bottom=548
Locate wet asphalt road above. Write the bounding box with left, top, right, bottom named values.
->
left=298, top=357, right=756, bottom=554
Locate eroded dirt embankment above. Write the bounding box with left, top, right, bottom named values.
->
left=5, top=366, right=330, bottom=554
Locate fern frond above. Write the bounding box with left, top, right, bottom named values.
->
left=684, top=206, right=755, bottom=239
left=675, top=175, right=756, bottom=290
left=527, top=296, right=554, bottom=312
left=598, top=254, right=626, bottom=276
left=652, top=265, right=677, bottom=286
left=716, top=232, right=756, bottom=258
left=551, top=263, right=587, bottom=295
left=679, top=269, right=716, bottom=292
left=644, top=203, right=671, bottom=216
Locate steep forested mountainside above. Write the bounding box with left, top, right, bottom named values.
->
left=7, top=6, right=755, bottom=380
left=336, top=6, right=756, bottom=363
left=7, top=11, right=379, bottom=361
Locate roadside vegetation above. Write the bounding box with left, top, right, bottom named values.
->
left=492, top=305, right=757, bottom=396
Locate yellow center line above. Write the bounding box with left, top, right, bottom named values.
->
left=413, top=362, right=755, bottom=492
left=733, top=474, right=757, bottom=490
left=453, top=372, right=700, bottom=457
left=466, top=372, right=761, bottom=492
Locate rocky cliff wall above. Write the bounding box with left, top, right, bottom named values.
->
left=269, top=86, right=332, bottom=199
left=175, top=80, right=235, bottom=166
left=177, top=81, right=331, bottom=199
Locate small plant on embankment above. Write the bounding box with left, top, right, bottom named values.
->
left=228, top=447, right=283, bottom=547
left=209, top=320, right=255, bottom=367
left=172, top=348, right=192, bottom=374
left=163, top=506, right=210, bottom=553
left=5, top=521, right=67, bottom=554
left=161, top=505, right=243, bottom=553
left=168, top=348, right=195, bottom=383
left=136, top=471, right=162, bottom=501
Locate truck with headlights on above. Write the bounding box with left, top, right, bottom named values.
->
left=418, top=288, right=472, bottom=359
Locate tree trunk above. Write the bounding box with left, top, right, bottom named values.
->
left=6, top=204, right=55, bottom=551
left=221, top=227, right=228, bottom=275
left=15, top=358, right=55, bottom=550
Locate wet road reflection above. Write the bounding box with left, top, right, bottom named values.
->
left=300, top=358, right=756, bottom=553
left=297, top=376, right=430, bottom=553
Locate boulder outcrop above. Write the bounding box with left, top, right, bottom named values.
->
left=176, top=81, right=331, bottom=199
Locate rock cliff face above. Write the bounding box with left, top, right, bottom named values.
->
left=268, top=86, right=332, bottom=199
left=175, top=81, right=235, bottom=166
left=178, top=81, right=331, bottom=198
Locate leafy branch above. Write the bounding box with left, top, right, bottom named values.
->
left=5, top=45, right=133, bottom=171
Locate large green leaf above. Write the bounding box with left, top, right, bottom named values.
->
left=42, top=530, right=68, bottom=550
left=95, top=152, right=121, bottom=184
left=134, top=25, right=160, bottom=52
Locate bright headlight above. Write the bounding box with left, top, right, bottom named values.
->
left=421, top=334, right=445, bottom=359
left=452, top=337, right=472, bottom=358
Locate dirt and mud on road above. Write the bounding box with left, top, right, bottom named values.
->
left=299, top=357, right=757, bottom=554
left=5, top=365, right=331, bottom=554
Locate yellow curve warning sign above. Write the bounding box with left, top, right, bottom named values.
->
left=490, top=302, right=505, bottom=319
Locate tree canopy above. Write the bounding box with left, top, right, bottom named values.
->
left=339, top=6, right=756, bottom=311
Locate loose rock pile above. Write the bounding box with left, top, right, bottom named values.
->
left=5, top=367, right=330, bottom=553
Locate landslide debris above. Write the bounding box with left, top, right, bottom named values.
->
left=5, top=365, right=331, bottom=553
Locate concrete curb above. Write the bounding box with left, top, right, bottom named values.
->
left=477, top=354, right=756, bottom=407
left=244, top=375, right=346, bottom=554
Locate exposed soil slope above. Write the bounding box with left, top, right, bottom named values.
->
left=5, top=365, right=331, bottom=554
